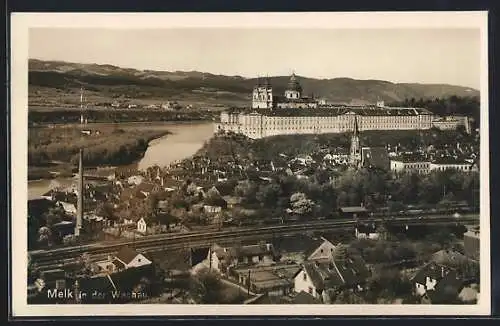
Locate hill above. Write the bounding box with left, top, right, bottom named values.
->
left=28, top=59, right=479, bottom=108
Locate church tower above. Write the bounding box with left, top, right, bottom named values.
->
left=350, top=115, right=362, bottom=168
left=252, top=76, right=273, bottom=109
left=284, top=72, right=302, bottom=100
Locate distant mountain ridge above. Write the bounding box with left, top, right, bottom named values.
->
left=28, top=59, right=479, bottom=105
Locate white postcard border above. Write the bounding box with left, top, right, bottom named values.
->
left=10, top=11, right=490, bottom=317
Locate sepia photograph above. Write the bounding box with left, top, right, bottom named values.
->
left=10, top=12, right=490, bottom=316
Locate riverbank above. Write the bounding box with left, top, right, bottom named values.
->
left=28, top=123, right=172, bottom=179
left=28, top=121, right=216, bottom=181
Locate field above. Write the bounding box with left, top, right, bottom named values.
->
left=29, top=85, right=248, bottom=110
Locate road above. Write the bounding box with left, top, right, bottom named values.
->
left=29, top=213, right=479, bottom=271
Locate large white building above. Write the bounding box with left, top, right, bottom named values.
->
left=390, top=158, right=478, bottom=174
left=216, top=73, right=472, bottom=139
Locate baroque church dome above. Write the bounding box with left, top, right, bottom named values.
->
left=287, top=73, right=303, bottom=92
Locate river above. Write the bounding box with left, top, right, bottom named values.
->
left=28, top=121, right=215, bottom=198
left=136, top=122, right=214, bottom=170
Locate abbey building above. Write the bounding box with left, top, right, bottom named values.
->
left=216, top=73, right=471, bottom=139
left=252, top=73, right=319, bottom=109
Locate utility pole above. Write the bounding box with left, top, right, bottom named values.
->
left=75, top=87, right=85, bottom=238
left=247, top=269, right=251, bottom=296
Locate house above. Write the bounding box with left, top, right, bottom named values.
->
left=112, top=246, right=152, bottom=272
left=412, top=262, right=455, bottom=297
left=273, top=235, right=336, bottom=264
left=305, top=237, right=337, bottom=262
left=137, top=218, right=149, bottom=234
left=355, top=223, right=382, bottom=240
left=207, top=243, right=277, bottom=273
left=233, top=263, right=300, bottom=297
left=203, top=205, right=223, bottom=214
left=222, top=196, right=244, bottom=209
left=338, top=206, right=369, bottom=219
left=57, top=201, right=77, bottom=215
left=421, top=270, right=465, bottom=304
left=294, top=261, right=340, bottom=302
left=204, top=194, right=228, bottom=211
left=230, top=243, right=277, bottom=266
left=293, top=246, right=370, bottom=302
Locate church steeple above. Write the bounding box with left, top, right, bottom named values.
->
left=350, top=115, right=361, bottom=168
left=354, top=115, right=359, bottom=136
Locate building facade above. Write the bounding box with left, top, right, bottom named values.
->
left=432, top=116, right=472, bottom=134
left=215, top=73, right=471, bottom=139
left=390, top=159, right=478, bottom=174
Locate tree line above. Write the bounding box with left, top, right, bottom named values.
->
left=389, top=95, right=480, bottom=128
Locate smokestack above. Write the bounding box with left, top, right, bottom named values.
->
left=80, top=87, right=84, bottom=125
left=75, top=148, right=84, bottom=237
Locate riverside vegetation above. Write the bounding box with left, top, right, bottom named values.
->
left=28, top=125, right=170, bottom=180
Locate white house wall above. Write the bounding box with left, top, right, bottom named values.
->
left=294, top=269, right=318, bottom=298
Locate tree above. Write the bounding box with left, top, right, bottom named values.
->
left=96, top=202, right=116, bottom=222
left=234, top=180, right=257, bottom=203
left=37, top=226, right=52, bottom=246
left=186, top=182, right=198, bottom=196
left=144, top=194, right=159, bottom=220
left=336, top=191, right=349, bottom=208
left=189, top=269, right=224, bottom=304
left=156, top=212, right=178, bottom=228
left=290, top=192, right=315, bottom=216
left=256, top=183, right=282, bottom=208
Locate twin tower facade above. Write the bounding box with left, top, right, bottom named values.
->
left=252, top=73, right=320, bottom=109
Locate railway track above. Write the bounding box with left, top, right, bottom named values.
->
left=29, top=214, right=479, bottom=270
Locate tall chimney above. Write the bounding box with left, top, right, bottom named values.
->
left=80, top=87, right=84, bottom=125
left=75, top=148, right=84, bottom=237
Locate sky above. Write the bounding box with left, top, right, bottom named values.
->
left=29, top=28, right=480, bottom=89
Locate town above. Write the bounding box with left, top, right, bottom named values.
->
left=27, top=73, right=480, bottom=306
